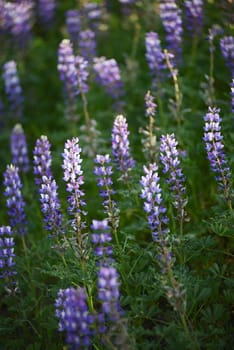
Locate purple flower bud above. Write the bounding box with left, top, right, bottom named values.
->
left=2, top=60, right=23, bottom=118
left=38, top=0, right=56, bottom=28
left=3, top=165, right=27, bottom=235
left=78, top=30, right=97, bottom=64
left=11, top=124, right=30, bottom=173
left=55, top=287, right=94, bottom=349
left=145, top=32, right=165, bottom=86
left=184, top=0, right=204, bottom=36
left=33, top=135, right=52, bottom=187
left=220, top=36, right=234, bottom=77
left=0, top=226, right=17, bottom=287
left=111, top=115, right=135, bottom=180
left=66, top=9, right=81, bottom=44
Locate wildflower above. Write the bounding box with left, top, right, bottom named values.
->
left=78, top=30, right=97, bottom=64
left=184, top=0, right=204, bottom=36
left=66, top=9, right=81, bottom=44
left=231, top=79, right=234, bottom=113
left=33, top=135, right=52, bottom=187
left=2, top=60, right=23, bottom=118
left=159, top=0, right=183, bottom=63
left=0, top=226, right=17, bottom=289
left=145, top=32, right=165, bottom=86
left=220, top=36, right=234, bottom=76
left=38, top=0, right=56, bottom=28
left=203, top=107, right=232, bottom=204
left=145, top=90, right=157, bottom=118
left=111, top=115, right=135, bottom=180
left=11, top=124, right=30, bottom=173
left=82, top=2, right=104, bottom=31
left=3, top=165, right=27, bottom=235
left=75, top=56, right=89, bottom=94
left=55, top=287, right=94, bottom=349
left=160, top=133, right=188, bottom=224
left=91, top=219, right=112, bottom=260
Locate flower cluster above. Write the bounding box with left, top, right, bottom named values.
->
left=3, top=165, right=27, bottom=235
left=184, top=0, right=204, bottom=36
left=66, top=9, right=81, bottom=44
left=91, top=219, right=112, bottom=261
left=145, top=90, right=157, bottom=118
left=55, top=287, right=94, bottom=349
left=203, top=107, right=232, bottom=202
left=160, top=133, right=188, bottom=223
left=11, top=124, right=30, bottom=173
left=78, top=30, right=97, bottom=64
left=62, top=138, right=86, bottom=233
left=38, top=0, right=56, bottom=28
left=2, top=60, right=23, bottom=118
left=0, top=226, right=17, bottom=288
left=75, top=56, right=89, bottom=94
left=82, top=2, right=104, bottom=31
left=220, top=36, right=234, bottom=77
left=145, top=32, right=165, bottom=86
left=159, top=0, right=183, bottom=63
left=112, top=115, right=135, bottom=180
left=33, top=135, right=52, bottom=187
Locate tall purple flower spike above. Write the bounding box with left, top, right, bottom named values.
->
left=38, top=0, right=56, bottom=28
left=184, top=0, right=204, bottom=36
left=0, top=226, right=17, bottom=289
left=33, top=135, right=52, bottom=187
left=91, top=219, right=112, bottom=261
left=145, top=32, right=165, bottom=87
left=11, top=124, right=30, bottom=173
left=78, top=29, right=97, bottom=64
left=220, top=36, right=234, bottom=77
left=66, top=9, right=81, bottom=44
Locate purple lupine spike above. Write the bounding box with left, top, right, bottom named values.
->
left=55, top=287, right=94, bottom=349
left=75, top=56, right=89, bottom=94
left=91, top=219, right=112, bottom=260
left=140, top=163, right=170, bottom=242
left=2, top=60, right=23, bottom=119
left=94, top=154, right=119, bottom=230
left=82, top=2, right=104, bottom=32
left=203, top=107, right=232, bottom=205
left=160, top=133, right=188, bottom=224
left=0, top=226, right=17, bottom=289
left=159, top=0, right=183, bottom=64
left=111, top=115, right=135, bottom=181
left=33, top=135, right=52, bottom=187
left=4, top=1, right=34, bottom=48
left=220, top=36, right=234, bottom=77
left=3, top=165, right=27, bottom=236
left=58, top=39, right=79, bottom=121
left=62, top=137, right=87, bottom=238
left=11, top=124, right=30, bottom=173
left=78, top=29, right=97, bottom=64
left=184, top=0, right=204, bottom=36
left=93, top=57, right=124, bottom=109
left=145, top=90, right=157, bottom=118
left=40, top=175, right=63, bottom=238
left=38, top=0, right=56, bottom=28
left=65, top=9, right=81, bottom=44
left=231, top=79, right=234, bottom=113
left=145, top=32, right=165, bottom=87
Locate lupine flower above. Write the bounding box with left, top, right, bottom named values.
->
left=220, top=36, right=234, bottom=76
left=140, top=163, right=169, bottom=242
left=33, top=135, right=52, bottom=187
left=11, top=124, right=30, bottom=173
left=82, top=2, right=104, bottom=31
left=203, top=107, right=232, bottom=204
left=94, top=154, right=119, bottom=230
left=0, top=226, right=17, bottom=288
left=160, top=133, right=188, bottom=224
left=93, top=57, right=124, bottom=109
left=3, top=165, right=27, bottom=235
left=145, top=32, right=165, bottom=86
left=2, top=60, right=23, bottom=118
left=4, top=1, right=34, bottom=48
left=66, top=9, right=81, bottom=44
left=145, top=90, right=157, bottom=118
left=62, top=138, right=86, bottom=237
left=231, top=79, right=234, bottom=113
left=58, top=39, right=79, bottom=121
left=184, top=0, right=204, bottom=36
left=40, top=175, right=63, bottom=237
left=55, top=287, right=94, bottom=349
left=159, top=0, right=183, bottom=63
left=38, top=0, right=56, bottom=28
left=111, top=115, right=135, bottom=180
left=91, top=219, right=112, bottom=260
left=75, top=56, right=89, bottom=94
left=78, top=30, right=97, bottom=64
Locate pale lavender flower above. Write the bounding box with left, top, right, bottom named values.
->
left=160, top=0, right=183, bottom=63
left=2, top=60, right=23, bottom=118
left=66, top=9, right=81, bottom=44
left=3, top=164, right=27, bottom=235
left=160, top=133, right=188, bottom=223
left=145, top=32, right=165, bottom=86
left=62, top=138, right=86, bottom=234
left=38, top=0, right=56, bottom=28
left=82, top=2, right=104, bottom=31
left=78, top=29, right=97, bottom=64
left=0, top=226, right=17, bottom=288
left=111, top=115, right=135, bottom=180
left=145, top=90, right=157, bottom=118
left=220, top=36, right=234, bottom=76
left=75, top=56, right=89, bottom=94
left=11, top=124, right=30, bottom=173
left=40, top=175, right=63, bottom=238
left=55, top=287, right=94, bottom=349
left=184, top=0, right=204, bottom=36
left=91, top=219, right=112, bottom=260
left=203, top=107, right=232, bottom=203
left=33, top=135, right=52, bottom=187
